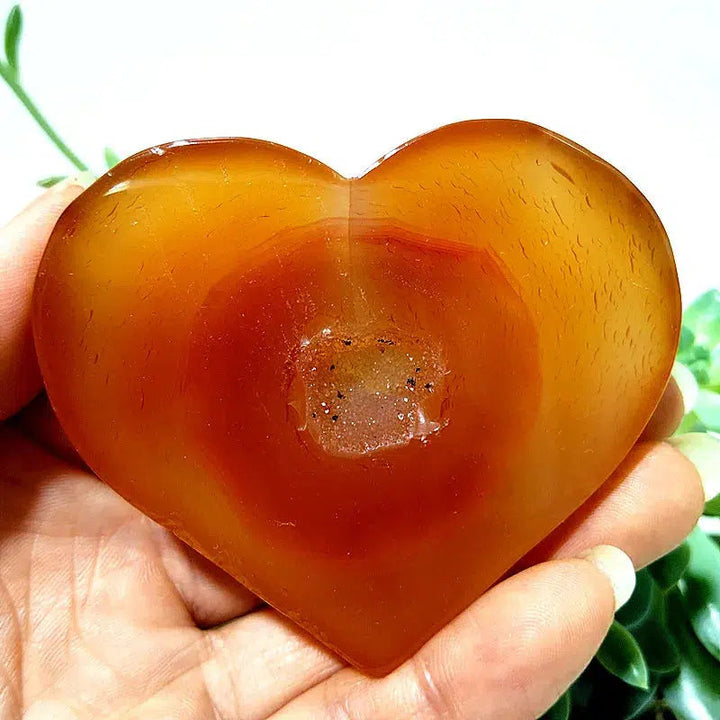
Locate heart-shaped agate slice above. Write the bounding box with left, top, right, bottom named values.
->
left=33, top=120, right=680, bottom=674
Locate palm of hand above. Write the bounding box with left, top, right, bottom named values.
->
left=1, top=429, right=347, bottom=720
left=0, top=185, right=706, bottom=720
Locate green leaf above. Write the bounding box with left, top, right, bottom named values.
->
left=596, top=621, right=650, bottom=690
left=705, top=493, right=720, bottom=516
left=649, top=543, right=691, bottom=592
left=664, top=588, right=720, bottom=720
left=541, top=690, right=570, bottom=720
left=684, top=343, right=712, bottom=364
left=634, top=633, right=679, bottom=677
left=629, top=582, right=680, bottom=675
left=675, top=410, right=706, bottom=435
left=683, top=289, right=720, bottom=349
left=707, top=345, right=720, bottom=390
left=104, top=146, right=121, bottom=168
left=681, top=343, right=713, bottom=386
left=4, top=5, right=22, bottom=76
left=678, top=325, right=695, bottom=355
left=677, top=527, right=720, bottom=661
left=36, top=175, right=67, bottom=188
left=567, top=661, right=658, bottom=719
left=616, top=569, right=654, bottom=628
left=618, top=684, right=659, bottom=720
left=570, top=671, right=594, bottom=710
left=693, top=389, right=720, bottom=431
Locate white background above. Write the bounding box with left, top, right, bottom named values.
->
left=1, top=0, right=718, bottom=303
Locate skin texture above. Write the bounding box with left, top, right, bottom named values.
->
left=31, top=121, right=682, bottom=673
left=0, top=185, right=706, bottom=718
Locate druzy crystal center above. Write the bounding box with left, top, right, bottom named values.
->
left=291, top=330, right=448, bottom=457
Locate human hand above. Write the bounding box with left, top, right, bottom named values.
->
left=0, top=183, right=713, bottom=719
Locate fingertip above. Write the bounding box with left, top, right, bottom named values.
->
left=576, top=544, right=636, bottom=611
left=641, top=374, right=685, bottom=440
left=525, top=440, right=706, bottom=572
left=667, top=431, right=720, bottom=503
left=409, top=558, right=618, bottom=719
left=672, top=361, right=698, bottom=415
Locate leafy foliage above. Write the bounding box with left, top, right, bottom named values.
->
left=678, top=529, right=720, bottom=662
left=678, top=291, right=720, bottom=407
left=665, top=589, right=720, bottom=720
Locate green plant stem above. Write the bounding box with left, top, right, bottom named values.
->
left=0, top=62, right=88, bottom=171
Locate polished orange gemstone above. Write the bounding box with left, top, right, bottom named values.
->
left=32, top=120, right=681, bottom=674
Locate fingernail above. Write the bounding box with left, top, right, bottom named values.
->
left=667, top=432, right=720, bottom=502
left=578, top=545, right=636, bottom=611
left=52, top=171, right=96, bottom=193
left=672, top=361, right=698, bottom=414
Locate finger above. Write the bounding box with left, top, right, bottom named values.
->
left=640, top=374, right=685, bottom=441
left=152, top=527, right=263, bottom=627
left=521, top=439, right=706, bottom=570
left=9, top=392, right=85, bottom=467
left=0, top=424, right=137, bottom=540
left=269, top=548, right=632, bottom=720
left=0, top=179, right=90, bottom=420
left=668, top=432, right=720, bottom=505
left=201, top=608, right=343, bottom=719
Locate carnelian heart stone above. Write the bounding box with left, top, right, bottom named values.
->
left=32, top=120, right=681, bottom=674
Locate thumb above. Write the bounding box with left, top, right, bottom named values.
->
left=0, top=177, right=91, bottom=420
left=273, top=545, right=636, bottom=720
